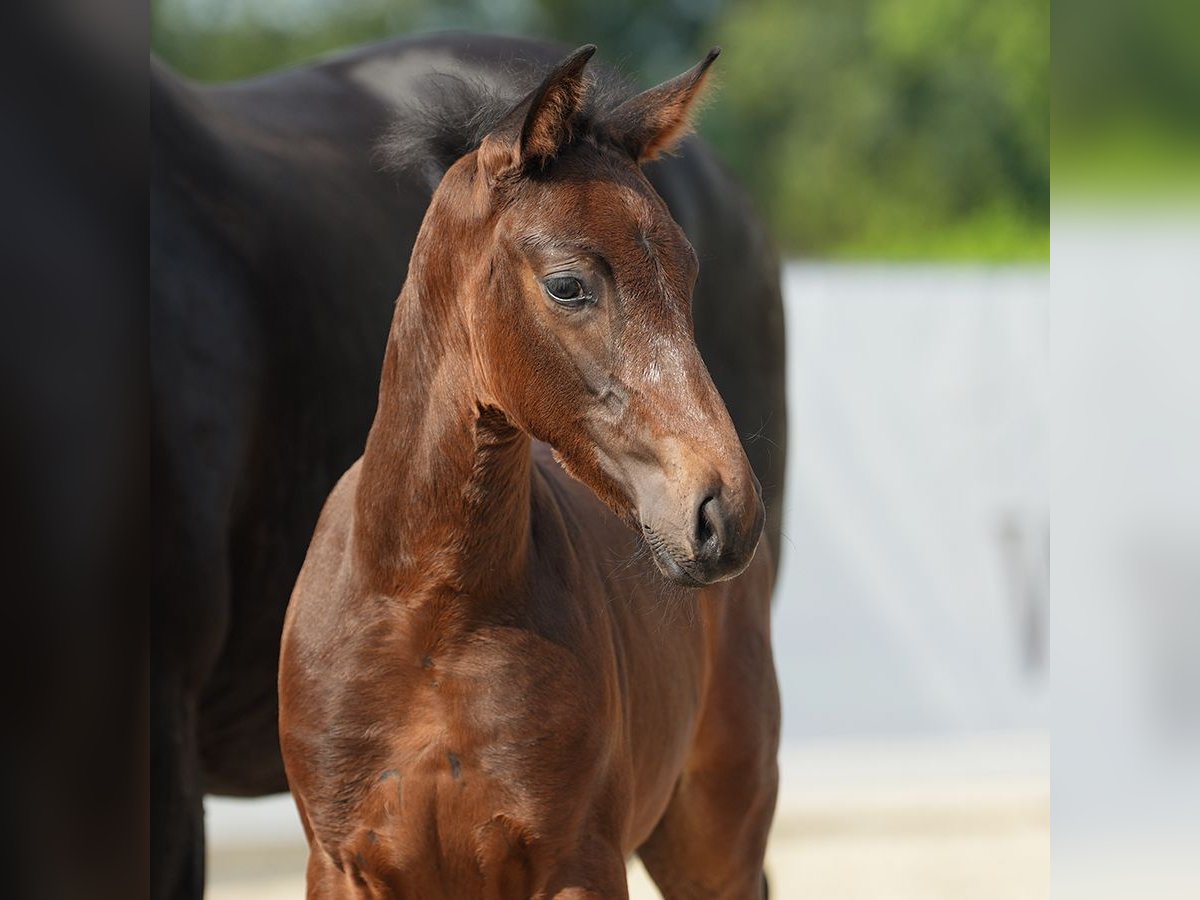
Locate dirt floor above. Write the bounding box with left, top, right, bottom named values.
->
left=206, top=735, right=1049, bottom=899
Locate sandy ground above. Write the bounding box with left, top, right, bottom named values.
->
left=206, top=734, right=1047, bottom=899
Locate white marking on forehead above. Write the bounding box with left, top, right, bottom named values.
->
left=642, top=334, right=687, bottom=386
left=645, top=357, right=661, bottom=384
left=615, top=183, right=658, bottom=225
left=634, top=332, right=712, bottom=431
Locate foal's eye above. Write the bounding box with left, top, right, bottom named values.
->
left=543, top=274, right=591, bottom=308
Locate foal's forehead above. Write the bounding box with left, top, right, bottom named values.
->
left=509, top=153, right=693, bottom=270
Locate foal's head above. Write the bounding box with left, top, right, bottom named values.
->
left=413, top=45, right=764, bottom=586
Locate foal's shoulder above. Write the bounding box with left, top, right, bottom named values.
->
left=309, top=459, right=363, bottom=558
left=287, top=460, right=363, bottom=623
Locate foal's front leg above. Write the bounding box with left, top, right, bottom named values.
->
left=637, top=588, right=780, bottom=900
left=635, top=759, right=777, bottom=900
left=543, top=837, right=630, bottom=900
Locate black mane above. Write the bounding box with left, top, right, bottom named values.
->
left=379, top=64, right=632, bottom=189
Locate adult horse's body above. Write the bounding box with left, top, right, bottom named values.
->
left=151, top=34, right=784, bottom=899
left=280, top=45, right=779, bottom=898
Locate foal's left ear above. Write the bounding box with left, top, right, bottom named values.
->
left=601, top=48, right=720, bottom=163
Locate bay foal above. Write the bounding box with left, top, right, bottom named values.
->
left=279, top=46, right=780, bottom=899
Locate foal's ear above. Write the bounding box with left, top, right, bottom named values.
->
left=602, top=48, right=720, bottom=163
left=479, top=44, right=596, bottom=179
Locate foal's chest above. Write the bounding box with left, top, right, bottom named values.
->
left=341, top=626, right=626, bottom=889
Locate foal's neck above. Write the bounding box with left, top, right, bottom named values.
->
left=353, top=223, right=531, bottom=598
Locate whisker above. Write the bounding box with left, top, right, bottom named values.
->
left=743, top=413, right=780, bottom=451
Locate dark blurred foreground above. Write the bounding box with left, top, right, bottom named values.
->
left=0, top=4, right=144, bottom=899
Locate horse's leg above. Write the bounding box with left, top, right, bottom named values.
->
left=635, top=761, right=777, bottom=900
left=544, top=837, right=629, bottom=900
left=637, top=593, right=780, bottom=900
left=303, top=845, right=351, bottom=899
left=151, top=308, right=253, bottom=896
left=150, top=676, right=205, bottom=899
left=151, top=553, right=231, bottom=900
left=151, top=445, right=237, bottom=897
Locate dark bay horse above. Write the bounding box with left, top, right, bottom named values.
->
left=151, top=33, right=784, bottom=899
left=279, top=46, right=780, bottom=898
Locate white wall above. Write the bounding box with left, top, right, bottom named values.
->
left=772, top=263, right=1048, bottom=739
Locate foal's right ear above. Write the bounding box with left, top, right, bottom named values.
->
left=601, top=48, right=720, bottom=163
left=479, top=45, right=596, bottom=181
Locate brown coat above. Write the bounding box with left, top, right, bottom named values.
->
left=279, top=47, right=779, bottom=899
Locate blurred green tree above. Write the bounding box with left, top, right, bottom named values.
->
left=706, top=0, right=1047, bottom=257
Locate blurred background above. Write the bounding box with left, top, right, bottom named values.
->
left=151, top=0, right=1048, bottom=262
left=1054, top=0, right=1200, bottom=896
left=153, top=1, right=1052, bottom=897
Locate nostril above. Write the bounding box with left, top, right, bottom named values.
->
left=696, top=495, right=719, bottom=551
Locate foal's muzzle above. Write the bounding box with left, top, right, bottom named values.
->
left=642, top=472, right=765, bottom=588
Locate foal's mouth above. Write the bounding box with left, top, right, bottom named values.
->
left=641, top=523, right=706, bottom=588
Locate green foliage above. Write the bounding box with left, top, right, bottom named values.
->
left=1054, top=0, right=1200, bottom=195
left=151, top=0, right=1048, bottom=260
left=705, top=0, right=1047, bottom=258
